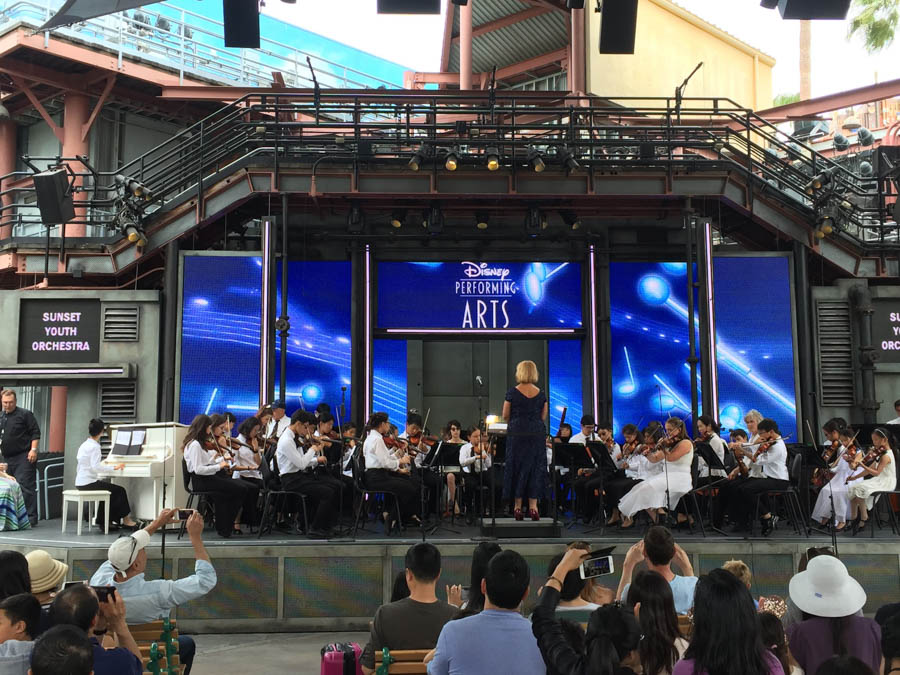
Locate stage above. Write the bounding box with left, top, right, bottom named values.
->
left=2, top=518, right=898, bottom=633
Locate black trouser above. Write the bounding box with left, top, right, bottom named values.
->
left=281, top=470, right=340, bottom=532
left=462, top=468, right=500, bottom=515
left=235, top=476, right=262, bottom=525
left=713, top=476, right=749, bottom=527
left=77, top=481, right=131, bottom=524
left=572, top=472, right=604, bottom=519
left=365, top=468, right=420, bottom=523
left=189, top=472, right=256, bottom=537
left=733, top=477, right=789, bottom=523
left=3, top=453, right=37, bottom=524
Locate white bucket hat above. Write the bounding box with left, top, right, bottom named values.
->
left=788, top=556, right=866, bottom=618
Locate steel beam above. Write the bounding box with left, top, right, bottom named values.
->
left=757, top=76, right=900, bottom=122
left=452, top=7, right=553, bottom=42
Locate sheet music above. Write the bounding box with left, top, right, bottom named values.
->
left=112, top=429, right=132, bottom=454
left=131, top=429, right=146, bottom=447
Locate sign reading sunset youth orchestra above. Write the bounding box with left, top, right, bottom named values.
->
left=871, top=299, right=900, bottom=363
left=18, top=299, right=101, bottom=363
left=377, top=261, right=583, bottom=331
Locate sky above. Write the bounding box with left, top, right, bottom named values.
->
left=262, top=0, right=900, bottom=99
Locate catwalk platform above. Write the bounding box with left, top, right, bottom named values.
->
left=1, top=518, right=897, bottom=633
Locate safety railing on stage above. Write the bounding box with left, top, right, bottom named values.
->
left=2, top=91, right=897, bottom=249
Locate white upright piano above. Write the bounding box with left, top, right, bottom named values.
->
left=96, top=422, right=188, bottom=521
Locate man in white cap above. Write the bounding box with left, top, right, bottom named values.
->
left=89, top=508, right=216, bottom=675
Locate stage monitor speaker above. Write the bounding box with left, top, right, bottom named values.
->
left=377, top=0, right=440, bottom=14
left=777, top=0, right=850, bottom=19
left=599, top=0, right=638, bottom=54
left=32, top=169, right=74, bottom=225
left=223, top=0, right=260, bottom=48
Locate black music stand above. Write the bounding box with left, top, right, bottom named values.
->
left=553, top=443, right=595, bottom=527
left=424, top=442, right=463, bottom=535
left=802, top=447, right=838, bottom=552
left=580, top=442, right=620, bottom=533
left=690, top=441, right=730, bottom=536
left=329, top=438, right=356, bottom=540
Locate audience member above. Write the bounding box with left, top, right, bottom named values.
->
left=758, top=611, right=800, bottom=675
left=460, top=542, right=501, bottom=612
left=881, top=613, right=900, bottom=675
left=814, top=656, right=874, bottom=675
left=532, top=548, right=641, bottom=675
left=90, top=509, right=215, bottom=675
left=360, top=543, right=457, bottom=674
left=28, top=624, right=93, bottom=675
left=543, top=551, right=600, bottom=617
left=428, top=550, right=543, bottom=675
left=390, top=570, right=411, bottom=603
left=723, top=560, right=786, bottom=616
left=786, top=556, right=880, bottom=675
left=0, top=594, right=40, bottom=675
left=782, top=547, right=858, bottom=630
left=617, top=526, right=698, bottom=614
left=674, top=569, right=782, bottom=675
left=24, top=552, right=67, bottom=607
left=567, top=541, right=615, bottom=606
left=628, top=570, right=688, bottom=675
left=48, top=585, right=141, bottom=675
left=0, top=552, right=30, bottom=601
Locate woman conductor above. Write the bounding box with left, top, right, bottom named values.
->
left=502, top=360, right=549, bottom=521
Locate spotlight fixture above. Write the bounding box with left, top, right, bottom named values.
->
left=485, top=146, right=500, bottom=171
left=566, top=0, right=585, bottom=7
left=408, top=144, right=429, bottom=171
left=390, top=209, right=406, bottom=229
left=859, top=161, right=874, bottom=178
left=527, top=147, right=546, bottom=173
left=833, top=133, right=850, bottom=152
left=857, top=127, right=875, bottom=147
left=804, top=167, right=835, bottom=194
left=445, top=149, right=459, bottom=171
left=423, top=205, right=443, bottom=234
left=475, top=211, right=489, bottom=230
left=557, top=146, right=580, bottom=171
left=123, top=224, right=147, bottom=247
left=348, top=206, right=364, bottom=234
left=814, top=214, right=835, bottom=239
left=115, top=173, right=153, bottom=200
left=562, top=211, right=581, bottom=231
left=525, top=207, right=546, bottom=234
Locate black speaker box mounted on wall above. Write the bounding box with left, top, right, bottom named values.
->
left=377, top=0, right=440, bottom=14
left=32, top=168, right=75, bottom=225
left=776, top=0, right=850, bottom=19
left=223, top=0, right=260, bottom=48
left=599, top=0, right=639, bottom=54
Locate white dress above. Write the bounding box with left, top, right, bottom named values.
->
left=848, top=452, right=897, bottom=509
left=618, top=443, right=694, bottom=516
left=811, top=449, right=859, bottom=525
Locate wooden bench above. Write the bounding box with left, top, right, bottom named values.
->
left=678, top=614, right=693, bottom=638
left=374, top=648, right=431, bottom=674
left=130, top=619, right=183, bottom=674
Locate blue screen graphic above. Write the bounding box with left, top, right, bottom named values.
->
left=377, top=262, right=583, bottom=330
left=548, top=340, right=584, bottom=433
left=179, top=255, right=263, bottom=423
left=178, top=257, right=352, bottom=424
left=372, top=340, right=408, bottom=426
left=610, top=259, right=797, bottom=440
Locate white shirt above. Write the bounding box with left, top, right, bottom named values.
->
left=266, top=415, right=290, bottom=441
left=697, top=432, right=728, bottom=478
left=746, top=434, right=764, bottom=478
left=459, top=442, right=492, bottom=473
left=183, top=439, right=222, bottom=476
left=75, top=437, right=103, bottom=486
left=232, top=434, right=261, bottom=480
left=888, top=416, right=900, bottom=425
left=570, top=432, right=599, bottom=445
left=276, top=427, right=318, bottom=476
left=624, top=452, right=651, bottom=480
left=750, top=439, right=789, bottom=481
left=363, top=429, right=399, bottom=471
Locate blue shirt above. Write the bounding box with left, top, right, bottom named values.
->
left=427, top=609, right=544, bottom=675
left=89, top=559, right=217, bottom=624
left=623, top=574, right=698, bottom=615
left=90, top=637, right=142, bottom=675
left=0, top=639, right=33, bottom=675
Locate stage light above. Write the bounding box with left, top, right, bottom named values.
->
left=859, top=161, right=874, bottom=177
left=475, top=211, right=489, bottom=230
left=815, top=212, right=836, bottom=239
left=804, top=167, right=834, bottom=194
left=557, top=146, right=580, bottom=171
left=562, top=211, right=581, bottom=231
left=445, top=149, right=459, bottom=171
left=525, top=207, right=546, bottom=234
left=842, top=115, right=861, bottom=132
left=348, top=206, right=364, bottom=234
left=115, top=173, right=152, bottom=200
left=759, top=0, right=778, bottom=7
left=833, top=133, right=850, bottom=151
left=567, top=0, right=585, bottom=7
left=485, top=146, right=500, bottom=171
left=390, top=209, right=406, bottom=229
left=408, top=144, right=428, bottom=171
left=527, top=147, right=546, bottom=173
left=857, top=127, right=875, bottom=147
left=485, top=414, right=499, bottom=425
left=423, top=206, right=443, bottom=234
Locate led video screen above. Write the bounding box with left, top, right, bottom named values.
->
left=372, top=339, right=408, bottom=427
left=548, top=340, right=584, bottom=433
left=377, top=262, right=583, bottom=331
left=610, top=258, right=797, bottom=440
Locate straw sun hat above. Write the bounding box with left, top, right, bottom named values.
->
left=25, top=550, right=69, bottom=594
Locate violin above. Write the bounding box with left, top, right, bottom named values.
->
left=407, top=433, right=439, bottom=449
left=848, top=445, right=888, bottom=478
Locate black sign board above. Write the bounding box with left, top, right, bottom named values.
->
left=871, top=299, right=900, bottom=364
left=18, top=299, right=101, bottom=363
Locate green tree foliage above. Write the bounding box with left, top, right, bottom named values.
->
left=773, top=93, right=801, bottom=106
left=849, top=0, right=900, bottom=52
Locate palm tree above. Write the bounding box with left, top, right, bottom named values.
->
left=799, top=20, right=811, bottom=99
left=849, top=0, right=900, bottom=52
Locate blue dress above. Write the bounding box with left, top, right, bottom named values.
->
left=503, top=387, right=549, bottom=500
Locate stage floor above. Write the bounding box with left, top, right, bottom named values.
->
left=2, top=517, right=897, bottom=633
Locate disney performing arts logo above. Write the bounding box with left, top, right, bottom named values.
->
left=461, top=261, right=510, bottom=280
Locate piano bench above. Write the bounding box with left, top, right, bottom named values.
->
left=62, top=489, right=111, bottom=535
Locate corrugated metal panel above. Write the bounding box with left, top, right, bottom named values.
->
left=449, top=11, right=568, bottom=73
left=815, top=299, right=855, bottom=407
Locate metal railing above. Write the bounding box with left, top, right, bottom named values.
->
left=0, top=0, right=400, bottom=89
left=2, top=91, right=897, bottom=248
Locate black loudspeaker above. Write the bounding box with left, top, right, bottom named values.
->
left=377, top=0, right=440, bottom=14
left=32, top=169, right=74, bottom=225
left=567, top=0, right=585, bottom=8
left=223, top=0, right=260, bottom=48
left=777, top=0, right=850, bottom=19
left=599, top=0, right=639, bottom=54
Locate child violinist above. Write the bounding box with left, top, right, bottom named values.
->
left=811, top=425, right=860, bottom=531
left=847, top=427, right=897, bottom=535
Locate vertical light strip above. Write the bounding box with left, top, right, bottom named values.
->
left=589, top=244, right=599, bottom=417
left=364, top=244, right=372, bottom=418
left=703, top=220, right=719, bottom=419
left=260, top=218, right=273, bottom=408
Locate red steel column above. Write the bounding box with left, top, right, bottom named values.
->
left=62, top=92, right=89, bottom=238
left=48, top=386, right=67, bottom=454
left=570, top=7, right=586, bottom=94
left=0, top=120, right=16, bottom=240
left=459, top=1, right=473, bottom=90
